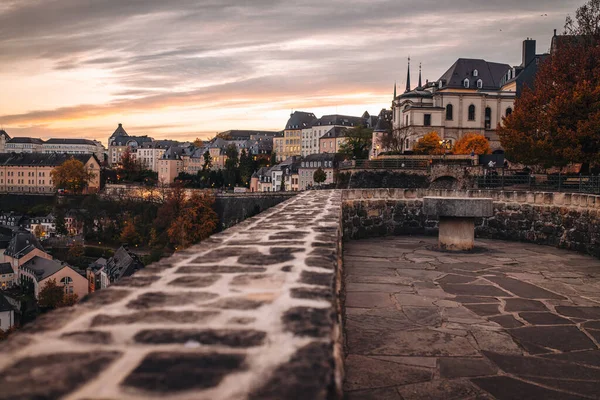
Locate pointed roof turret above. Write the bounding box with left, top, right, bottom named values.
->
left=110, top=123, right=128, bottom=139
left=405, top=57, right=411, bottom=93
left=418, top=63, right=423, bottom=89
left=393, top=81, right=397, bottom=99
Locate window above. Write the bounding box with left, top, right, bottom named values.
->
left=485, top=107, right=492, bottom=129
left=405, top=115, right=409, bottom=126
left=468, top=105, right=476, bottom=121
left=506, top=107, right=513, bottom=116
left=424, top=114, right=431, bottom=126
left=477, top=79, right=483, bottom=89
left=473, top=69, right=479, bottom=77
left=445, top=104, right=453, bottom=120
left=464, top=79, right=470, bottom=88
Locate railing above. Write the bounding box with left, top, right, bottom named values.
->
left=339, top=159, right=429, bottom=170
left=476, top=173, right=600, bottom=194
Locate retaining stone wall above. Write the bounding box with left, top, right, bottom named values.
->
left=214, top=193, right=297, bottom=230
left=342, top=189, right=600, bottom=258
left=0, top=191, right=344, bottom=400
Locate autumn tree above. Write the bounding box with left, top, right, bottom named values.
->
left=167, top=192, right=218, bottom=250
left=413, top=132, right=444, bottom=155
left=68, top=241, right=85, bottom=259
left=193, top=138, right=204, bottom=147
left=51, top=158, right=95, bottom=193
left=498, top=0, right=600, bottom=168
left=120, top=218, right=139, bottom=245
left=452, top=133, right=492, bottom=155
left=380, top=127, right=405, bottom=154
left=339, top=125, right=373, bottom=159
left=38, top=279, right=79, bottom=310
left=313, top=167, right=327, bottom=185
left=33, top=225, right=44, bottom=239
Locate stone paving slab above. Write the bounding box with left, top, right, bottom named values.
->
left=343, top=236, right=600, bottom=400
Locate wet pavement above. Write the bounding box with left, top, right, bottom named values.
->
left=343, top=237, right=600, bottom=400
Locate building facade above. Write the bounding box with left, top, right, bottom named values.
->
left=298, top=153, right=339, bottom=191
left=20, top=256, right=88, bottom=299
left=0, top=153, right=101, bottom=194
left=107, top=124, right=153, bottom=166
left=282, top=112, right=316, bottom=161
left=42, top=139, right=105, bottom=160
left=5, top=137, right=44, bottom=153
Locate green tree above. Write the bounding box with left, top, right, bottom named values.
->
left=239, top=149, right=255, bottom=187
left=339, top=125, right=373, bottom=159
left=413, top=132, right=445, bottom=155
left=55, top=209, right=68, bottom=236
left=270, top=152, right=277, bottom=166
left=51, top=158, right=95, bottom=193
left=224, top=144, right=239, bottom=187
left=313, top=167, right=327, bottom=185
left=202, top=151, right=212, bottom=171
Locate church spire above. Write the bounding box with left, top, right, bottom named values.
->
left=393, top=81, right=397, bottom=99
left=405, top=56, right=411, bottom=93
left=418, top=63, right=422, bottom=89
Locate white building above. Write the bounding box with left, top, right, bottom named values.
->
left=390, top=40, right=544, bottom=153
left=42, top=138, right=105, bottom=160
left=134, top=140, right=180, bottom=172
left=5, top=137, right=44, bottom=153
left=108, top=124, right=153, bottom=166
left=301, top=115, right=365, bottom=157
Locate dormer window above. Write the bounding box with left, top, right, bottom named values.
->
left=464, top=79, right=470, bottom=88
left=477, top=79, right=483, bottom=89
left=473, top=69, right=479, bottom=77
left=438, top=80, right=443, bottom=89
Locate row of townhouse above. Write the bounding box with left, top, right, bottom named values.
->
left=0, top=131, right=105, bottom=160
left=250, top=153, right=342, bottom=192
left=277, top=112, right=376, bottom=161
left=0, top=153, right=101, bottom=194
left=0, top=211, right=82, bottom=238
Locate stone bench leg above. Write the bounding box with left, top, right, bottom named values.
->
left=438, top=217, right=475, bottom=251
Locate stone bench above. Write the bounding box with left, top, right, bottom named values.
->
left=423, top=197, right=493, bottom=251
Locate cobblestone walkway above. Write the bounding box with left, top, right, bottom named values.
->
left=343, top=237, right=600, bottom=400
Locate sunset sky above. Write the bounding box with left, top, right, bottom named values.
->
left=0, top=0, right=582, bottom=145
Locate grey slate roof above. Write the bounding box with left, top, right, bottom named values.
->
left=21, top=256, right=70, bottom=282
left=140, top=140, right=181, bottom=149
left=438, top=58, right=511, bottom=90
left=7, top=137, right=44, bottom=145
left=0, top=294, right=14, bottom=312
left=0, top=262, right=14, bottom=275
left=110, top=123, right=129, bottom=138
left=4, top=230, right=45, bottom=259
left=374, top=110, right=393, bottom=132
left=44, top=138, right=98, bottom=145
left=321, top=127, right=348, bottom=138
left=110, top=135, right=153, bottom=147
left=0, top=130, right=10, bottom=139
left=313, top=115, right=364, bottom=127
left=217, top=130, right=280, bottom=140
left=106, top=246, right=144, bottom=282
left=285, top=111, right=317, bottom=130
left=0, top=153, right=97, bottom=167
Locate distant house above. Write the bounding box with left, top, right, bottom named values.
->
left=20, top=256, right=88, bottom=299
left=1, top=230, right=52, bottom=284
left=299, top=153, right=342, bottom=190
left=0, top=262, right=15, bottom=290
left=106, top=246, right=144, bottom=284
left=0, top=293, right=16, bottom=332
left=107, top=123, right=153, bottom=167
left=87, top=257, right=109, bottom=293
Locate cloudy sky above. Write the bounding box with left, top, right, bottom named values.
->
left=0, top=0, right=583, bottom=144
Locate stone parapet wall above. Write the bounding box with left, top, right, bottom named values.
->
left=342, top=189, right=600, bottom=258
left=0, top=191, right=344, bottom=400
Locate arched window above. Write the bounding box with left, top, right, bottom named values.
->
left=445, top=104, right=454, bottom=121
left=464, top=79, right=470, bottom=88
left=473, top=69, right=479, bottom=77
left=477, top=79, right=483, bottom=89
left=60, top=277, right=73, bottom=285
left=468, top=105, right=476, bottom=121
left=485, top=107, right=492, bottom=129
left=506, top=107, right=513, bottom=116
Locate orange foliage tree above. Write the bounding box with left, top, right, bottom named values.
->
left=452, top=133, right=492, bottom=155
left=413, top=132, right=444, bottom=155
left=51, top=158, right=94, bottom=193
left=498, top=1, right=600, bottom=168
left=164, top=190, right=218, bottom=250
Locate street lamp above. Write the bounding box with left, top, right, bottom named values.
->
left=439, top=140, right=451, bottom=161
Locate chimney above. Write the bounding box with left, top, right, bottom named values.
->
left=554, top=29, right=557, bottom=36
left=522, top=38, right=536, bottom=67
